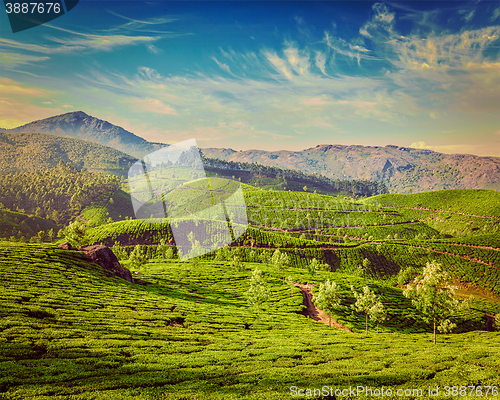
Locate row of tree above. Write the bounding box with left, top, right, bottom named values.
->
left=244, top=256, right=472, bottom=343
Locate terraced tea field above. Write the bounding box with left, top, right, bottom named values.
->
left=1, top=186, right=500, bottom=399
left=1, top=242, right=499, bottom=400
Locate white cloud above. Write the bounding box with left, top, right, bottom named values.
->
left=491, top=7, right=500, bottom=22
left=130, top=98, right=178, bottom=115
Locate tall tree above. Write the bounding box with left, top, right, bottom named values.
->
left=271, top=249, right=289, bottom=284
left=246, top=269, right=271, bottom=315
left=403, top=261, right=459, bottom=344
left=351, top=285, right=383, bottom=335
left=314, top=280, right=342, bottom=327
left=129, top=245, right=146, bottom=278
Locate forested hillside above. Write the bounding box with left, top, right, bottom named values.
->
left=0, top=132, right=136, bottom=176
left=0, top=162, right=120, bottom=228
left=204, top=156, right=387, bottom=196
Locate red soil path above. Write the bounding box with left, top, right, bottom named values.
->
left=295, top=283, right=352, bottom=332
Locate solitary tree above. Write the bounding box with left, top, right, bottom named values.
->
left=246, top=269, right=271, bottom=315
left=351, top=285, right=381, bottom=335
left=129, top=244, right=146, bottom=278
left=314, top=280, right=343, bottom=327
left=403, top=261, right=459, bottom=344
left=62, top=221, right=88, bottom=248
left=308, top=258, right=319, bottom=277
left=230, top=255, right=244, bottom=272
left=271, top=249, right=289, bottom=283
left=370, top=299, right=387, bottom=333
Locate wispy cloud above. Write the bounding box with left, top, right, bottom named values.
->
left=0, top=13, right=185, bottom=57
left=0, top=52, right=49, bottom=67
left=128, top=97, right=178, bottom=115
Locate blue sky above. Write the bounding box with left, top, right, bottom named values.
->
left=0, top=1, right=499, bottom=156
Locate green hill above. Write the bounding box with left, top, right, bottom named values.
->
left=0, top=131, right=137, bottom=176
left=1, top=185, right=500, bottom=398
left=0, top=209, right=57, bottom=240
left=81, top=187, right=500, bottom=296
left=0, top=241, right=499, bottom=399
left=370, top=189, right=500, bottom=217
left=0, top=162, right=121, bottom=235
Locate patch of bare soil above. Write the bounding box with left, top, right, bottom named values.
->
left=295, top=283, right=352, bottom=332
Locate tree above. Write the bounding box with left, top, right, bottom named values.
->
left=230, top=255, right=244, bottom=272
left=62, top=221, right=88, bottom=248
left=362, top=258, right=371, bottom=275
left=370, top=299, right=387, bottom=333
left=307, top=258, right=319, bottom=277
left=110, top=241, right=127, bottom=261
left=271, top=249, right=289, bottom=283
left=313, top=280, right=342, bottom=327
left=351, top=285, right=380, bottom=335
left=403, top=261, right=459, bottom=344
left=129, top=245, right=146, bottom=278
left=36, top=230, right=46, bottom=243
left=246, top=269, right=271, bottom=315
left=156, top=239, right=168, bottom=260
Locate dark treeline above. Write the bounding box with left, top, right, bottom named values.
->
left=203, top=156, right=388, bottom=196
left=0, top=161, right=120, bottom=225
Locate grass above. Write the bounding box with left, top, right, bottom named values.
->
left=1, top=241, right=499, bottom=399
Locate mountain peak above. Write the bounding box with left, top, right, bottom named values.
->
left=6, top=111, right=166, bottom=158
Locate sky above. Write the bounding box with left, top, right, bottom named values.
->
left=0, top=1, right=499, bottom=156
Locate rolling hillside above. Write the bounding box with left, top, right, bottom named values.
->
left=0, top=132, right=136, bottom=176
left=1, top=181, right=499, bottom=398
left=1, top=241, right=499, bottom=399
left=83, top=186, right=500, bottom=296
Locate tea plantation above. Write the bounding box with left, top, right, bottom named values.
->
left=1, top=186, right=500, bottom=399
left=1, top=242, right=500, bottom=400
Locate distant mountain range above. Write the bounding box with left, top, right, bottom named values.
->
left=1, top=111, right=165, bottom=158
left=1, top=111, right=499, bottom=193
left=203, top=145, right=500, bottom=193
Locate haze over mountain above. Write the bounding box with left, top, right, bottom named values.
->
left=2, top=111, right=166, bottom=158
left=2, top=112, right=499, bottom=193
left=203, top=145, right=500, bottom=193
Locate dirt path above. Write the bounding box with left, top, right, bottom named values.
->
left=295, top=283, right=352, bottom=332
